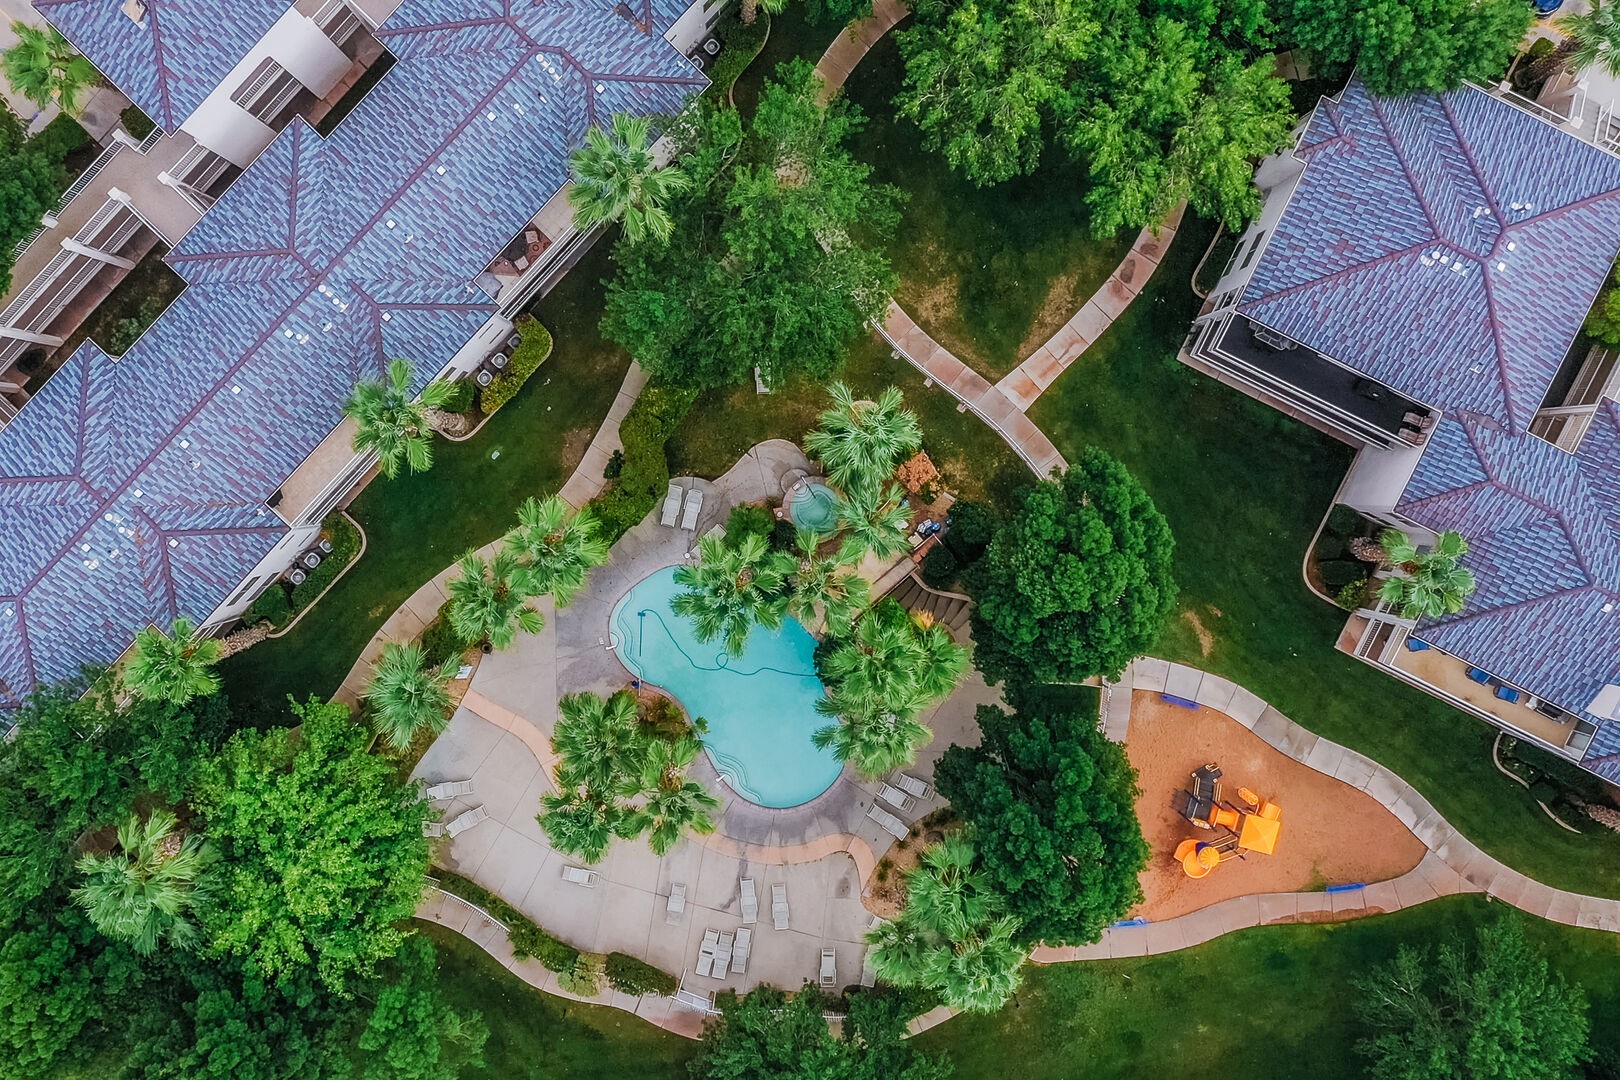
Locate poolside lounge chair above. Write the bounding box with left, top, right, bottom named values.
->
left=422, top=820, right=446, bottom=838
left=819, top=948, right=837, bottom=989
left=424, top=779, right=474, bottom=801
left=1496, top=684, right=1522, bottom=704
left=666, top=883, right=687, bottom=924
left=877, top=783, right=916, bottom=814
left=1467, top=667, right=1491, bottom=684
left=713, top=931, right=734, bottom=976
left=731, top=927, right=752, bottom=974
left=681, top=488, right=703, bottom=530
left=661, top=483, right=683, bottom=527
left=444, top=806, right=487, bottom=838
left=772, top=882, right=790, bottom=931
left=867, top=804, right=908, bottom=840
left=561, top=865, right=599, bottom=888
left=695, top=929, right=719, bottom=978
left=894, top=772, right=933, bottom=800
left=739, top=878, right=758, bottom=924
left=1404, top=637, right=1430, bottom=652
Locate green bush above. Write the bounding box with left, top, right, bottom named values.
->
left=419, top=600, right=470, bottom=666
left=604, top=952, right=678, bottom=996
left=243, top=584, right=293, bottom=629
left=120, top=105, right=156, bottom=141
left=1334, top=577, right=1368, bottom=611
left=812, top=635, right=841, bottom=682
left=557, top=953, right=604, bottom=997
left=725, top=502, right=775, bottom=545
left=289, top=513, right=362, bottom=611
left=943, top=501, right=995, bottom=565
left=1318, top=559, right=1366, bottom=591
left=433, top=869, right=580, bottom=972
left=603, top=449, right=624, bottom=480
left=588, top=382, right=698, bottom=541
left=770, top=518, right=799, bottom=551
left=30, top=114, right=89, bottom=166
left=706, top=14, right=769, bottom=100
left=104, top=295, right=167, bottom=356
left=920, top=545, right=958, bottom=589
left=1528, top=779, right=1561, bottom=808
left=480, top=315, right=552, bottom=414
left=439, top=378, right=476, bottom=415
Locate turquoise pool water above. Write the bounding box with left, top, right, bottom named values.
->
left=788, top=481, right=840, bottom=534
left=609, top=565, right=842, bottom=808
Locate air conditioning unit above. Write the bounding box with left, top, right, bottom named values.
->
left=301, top=551, right=322, bottom=570
left=490, top=352, right=510, bottom=370
left=318, top=537, right=333, bottom=554
left=476, top=369, right=494, bottom=387
left=287, top=568, right=307, bottom=585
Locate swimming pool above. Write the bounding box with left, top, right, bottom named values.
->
left=787, top=480, right=840, bottom=534
left=609, top=565, right=842, bottom=808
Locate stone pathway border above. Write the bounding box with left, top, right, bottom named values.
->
left=332, top=362, right=647, bottom=706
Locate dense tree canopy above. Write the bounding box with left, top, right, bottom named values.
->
left=1354, top=917, right=1589, bottom=1080
left=935, top=684, right=1148, bottom=945
left=967, top=449, right=1176, bottom=684
left=601, top=59, right=900, bottom=390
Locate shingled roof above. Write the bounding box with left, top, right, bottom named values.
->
left=0, top=0, right=703, bottom=710
left=1239, top=79, right=1620, bottom=777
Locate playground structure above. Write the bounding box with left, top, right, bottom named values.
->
left=1172, top=763, right=1283, bottom=879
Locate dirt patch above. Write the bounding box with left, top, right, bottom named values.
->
left=1181, top=610, right=1215, bottom=657
left=558, top=426, right=593, bottom=475
left=1012, top=270, right=1082, bottom=360
left=1126, top=690, right=1426, bottom=922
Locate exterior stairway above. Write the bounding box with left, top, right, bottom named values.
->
left=885, top=571, right=973, bottom=638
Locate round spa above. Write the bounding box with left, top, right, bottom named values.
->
left=786, top=480, right=840, bottom=534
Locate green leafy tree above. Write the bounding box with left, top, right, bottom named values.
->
left=1585, top=260, right=1620, bottom=347
left=834, top=480, right=915, bottom=562
left=357, top=938, right=488, bottom=1080
left=2, top=24, right=98, bottom=112
left=447, top=548, right=544, bottom=651
left=124, top=616, right=223, bottom=706
left=363, top=641, right=456, bottom=752
left=343, top=359, right=456, bottom=479
left=672, top=531, right=795, bottom=656
left=72, top=807, right=216, bottom=956
left=803, top=382, right=923, bottom=494
left=193, top=699, right=431, bottom=993
left=1278, top=0, right=1531, bottom=96
left=1354, top=917, right=1589, bottom=1080
left=935, top=684, right=1148, bottom=945
left=622, top=736, right=720, bottom=855
left=786, top=527, right=871, bottom=634
left=504, top=494, right=610, bottom=605
left=968, top=449, right=1176, bottom=684
left=568, top=112, right=693, bottom=244
left=601, top=61, right=900, bottom=390
left=1376, top=528, right=1476, bottom=621
left=1557, top=0, right=1620, bottom=79
left=0, top=110, right=61, bottom=295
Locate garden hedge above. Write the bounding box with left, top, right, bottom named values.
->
left=588, top=381, right=698, bottom=541
left=120, top=105, right=156, bottom=142
left=432, top=869, right=580, bottom=973
left=289, top=513, right=361, bottom=611
left=706, top=13, right=769, bottom=100
left=480, top=314, right=552, bottom=414
left=604, top=952, right=678, bottom=996
left=243, top=583, right=293, bottom=629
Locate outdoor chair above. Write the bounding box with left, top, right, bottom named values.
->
left=1467, top=667, right=1491, bottom=684
left=772, top=882, right=790, bottom=931
left=731, top=927, right=752, bottom=974
left=867, top=804, right=908, bottom=840
left=681, top=488, right=703, bottom=530
left=819, top=948, right=837, bottom=989
left=424, top=779, right=474, bottom=801
left=695, top=929, right=719, bottom=978
left=1495, top=684, right=1522, bottom=704
left=877, top=783, right=915, bottom=814
left=894, top=772, right=933, bottom=800
left=739, top=878, right=758, bottom=924
left=661, top=483, right=683, bottom=527
left=422, top=820, right=446, bottom=838
left=561, top=865, right=599, bottom=888
left=666, top=883, right=687, bottom=924
left=444, top=806, right=487, bottom=838
left=713, top=931, right=734, bottom=976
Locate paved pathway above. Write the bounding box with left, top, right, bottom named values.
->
left=995, top=204, right=1185, bottom=412
left=813, top=0, right=910, bottom=99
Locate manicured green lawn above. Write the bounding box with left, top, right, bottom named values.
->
left=920, top=896, right=1620, bottom=1079
left=1027, top=215, right=1620, bottom=898
left=408, top=924, right=695, bottom=1080
left=666, top=331, right=1025, bottom=505
left=218, top=243, right=631, bottom=708
left=841, top=30, right=1137, bottom=381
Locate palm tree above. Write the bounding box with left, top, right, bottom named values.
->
left=123, top=616, right=221, bottom=705
left=622, top=736, right=720, bottom=855
left=671, top=532, right=794, bottom=655
left=812, top=710, right=932, bottom=778
left=2, top=24, right=98, bottom=113
left=804, top=383, right=924, bottom=494
left=817, top=600, right=967, bottom=723
left=834, top=480, right=914, bottom=562
left=1556, top=0, right=1620, bottom=78
left=343, top=359, right=456, bottom=479
left=551, top=690, right=645, bottom=792
left=364, top=641, right=456, bottom=752
left=537, top=786, right=635, bottom=863
left=73, top=808, right=215, bottom=956
left=933, top=914, right=1026, bottom=1013
left=786, top=528, right=871, bottom=633
left=447, top=548, right=544, bottom=651
left=503, top=495, right=610, bottom=606
left=904, top=835, right=996, bottom=940
left=568, top=112, right=692, bottom=244
left=1376, top=528, right=1476, bottom=621
left=740, top=0, right=787, bottom=25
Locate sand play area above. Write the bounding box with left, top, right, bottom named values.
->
left=1126, top=691, right=1426, bottom=922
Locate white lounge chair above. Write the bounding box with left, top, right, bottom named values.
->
left=444, top=806, right=487, bottom=837
left=731, top=927, right=752, bottom=974
left=739, top=878, right=758, bottom=924
left=695, top=928, right=719, bottom=978
left=867, top=804, right=908, bottom=840
left=561, top=865, right=598, bottom=888
left=424, top=779, right=474, bottom=801
left=666, top=883, right=687, bottom=924
left=771, top=882, right=790, bottom=931
left=819, top=947, right=837, bottom=989
left=713, top=931, right=734, bottom=976
left=877, top=783, right=916, bottom=814
left=661, top=483, right=683, bottom=527
left=894, top=772, right=933, bottom=800
left=422, top=820, right=446, bottom=838
left=681, top=488, right=703, bottom=530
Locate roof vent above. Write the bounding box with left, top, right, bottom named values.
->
left=121, top=0, right=147, bottom=26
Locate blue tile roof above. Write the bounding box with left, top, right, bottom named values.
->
left=0, top=0, right=704, bottom=709
left=37, top=0, right=292, bottom=131
left=1241, top=79, right=1620, bottom=774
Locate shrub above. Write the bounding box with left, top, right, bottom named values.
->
left=480, top=315, right=552, bottom=414
left=558, top=953, right=605, bottom=997
left=942, top=501, right=995, bottom=565
left=588, top=382, right=698, bottom=541
left=812, top=635, right=841, bottom=682
left=605, top=952, right=678, bottom=996
left=243, top=584, right=293, bottom=629
left=419, top=601, right=471, bottom=666
left=920, top=545, right=958, bottom=589
left=1528, top=779, right=1561, bottom=808
left=289, top=513, right=362, bottom=611
left=1334, top=577, right=1369, bottom=611
left=433, top=869, right=580, bottom=972
left=120, top=105, right=156, bottom=141
left=439, top=378, right=476, bottom=415
left=725, top=502, right=775, bottom=546
left=770, top=518, right=799, bottom=551
left=104, top=295, right=167, bottom=355
left=706, top=13, right=769, bottom=99
left=603, top=449, right=624, bottom=480
left=1318, top=559, right=1365, bottom=592
left=30, top=114, right=90, bottom=166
